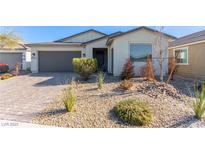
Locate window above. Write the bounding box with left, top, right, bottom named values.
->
left=130, top=43, right=152, bottom=62
left=174, top=48, right=188, bottom=64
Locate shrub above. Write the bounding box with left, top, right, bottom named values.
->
left=193, top=83, right=205, bottom=120
left=0, top=73, right=13, bottom=80
left=0, top=63, right=9, bottom=73
left=121, top=59, right=134, bottom=80
left=10, top=62, right=21, bottom=76
left=166, top=57, right=177, bottom=84
left=114, top=99, right=152, bottom=126
left=73, top=58, right=97, bottom=80
left=97, top=71, right=105, bottom=89
left=120, top=79, right=133, bottom=90
left=139, top=57, right=155, bottom=81
left=62, top=86, right=76, bottom=112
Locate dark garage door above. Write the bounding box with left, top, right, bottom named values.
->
left=38, top=51, right=81, bottom=72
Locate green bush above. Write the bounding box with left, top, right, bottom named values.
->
left=114, top=99, right=152, bottom=126
left=62, top=86, right=76, bottom=112
left=193, top=84, right=205, bottom=120
left=97, top=71, right=105, bottom=89
left=72, top=58, right=97, bottom=80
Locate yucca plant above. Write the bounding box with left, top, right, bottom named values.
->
left=97, top=71, right=105, bottom=89
left=62, top=86, right=76, bottom=112
left=193, top=83, right=205, bottom=120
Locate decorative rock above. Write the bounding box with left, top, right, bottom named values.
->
left=33, top=76, right=205, bottom=128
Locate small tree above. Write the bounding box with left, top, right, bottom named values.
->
left=154, top=26, right=167, bottom=82
left=121, top=58, right=134, bottom=80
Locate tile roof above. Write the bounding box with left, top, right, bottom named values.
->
left=169, top=29, right=205, bottom=47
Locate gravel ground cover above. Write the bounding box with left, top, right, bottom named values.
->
left=33, top=75, right=205, bottom=128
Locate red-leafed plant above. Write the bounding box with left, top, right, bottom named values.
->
left=140, top=56, right=155, bottom=81
left=121, top=59, right=134, bottom=80
left=166, top=57, right=177, bottom=84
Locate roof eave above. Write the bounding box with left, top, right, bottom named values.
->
left=108, top=26, right=177, bottom=40
left=168, top=40, right=205, bottom=49
left=25, top=43, right=82, bottom=47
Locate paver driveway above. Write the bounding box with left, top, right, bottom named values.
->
left=0, top=73, right=76, bottom=122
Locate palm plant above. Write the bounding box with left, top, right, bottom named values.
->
left=0, top=30, right=22, bottom=49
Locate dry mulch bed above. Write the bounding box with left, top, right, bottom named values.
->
left=33, top=75, right=205, bottom=128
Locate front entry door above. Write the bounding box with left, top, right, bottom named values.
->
left=93, top=48, right=108, bottom=72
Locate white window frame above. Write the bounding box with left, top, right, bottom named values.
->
left=129, top=42, right=153, bottom=63
left=173, top=47, right=189, bottom=65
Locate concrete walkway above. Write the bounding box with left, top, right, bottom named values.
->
left=0, top=73, right=76, bottom=123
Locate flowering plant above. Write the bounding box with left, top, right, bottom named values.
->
left=0, top=63, right=9, bottom=73
left=0, top=63, right=8, bottom=67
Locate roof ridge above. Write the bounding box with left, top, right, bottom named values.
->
left=54, top=29, right=107, bottom=42
left=82, top=31, right=123, bottom=45
left=106, top=26, right=177, bottom=45
left=108, top=26, right=177, bottom=39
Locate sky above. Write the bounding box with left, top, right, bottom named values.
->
left=1, top=26, right=205, bottom=43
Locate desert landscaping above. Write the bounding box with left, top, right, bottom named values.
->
left=33, top=74, right=205, bottom=128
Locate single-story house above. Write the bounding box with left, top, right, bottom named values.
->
left=0, top=44, right=31, bottom=70
left=26, top=27, right=176, bottom=76
left=169, top=29, right=205, bottom=79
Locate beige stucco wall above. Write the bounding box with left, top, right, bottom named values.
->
left=111, top=29, right=170, bottom=76
left=30, top=45, right=83, bottom=73
left=62, top=31, right=105, bottom=43
left=169, top=42, right=205, bottom=79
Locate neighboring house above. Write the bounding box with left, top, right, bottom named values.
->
left=26, top=27, right=176, bottom=76
left=169, top=30, right=205, bottom=79
left=0, top=44, right=31, bottom=70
